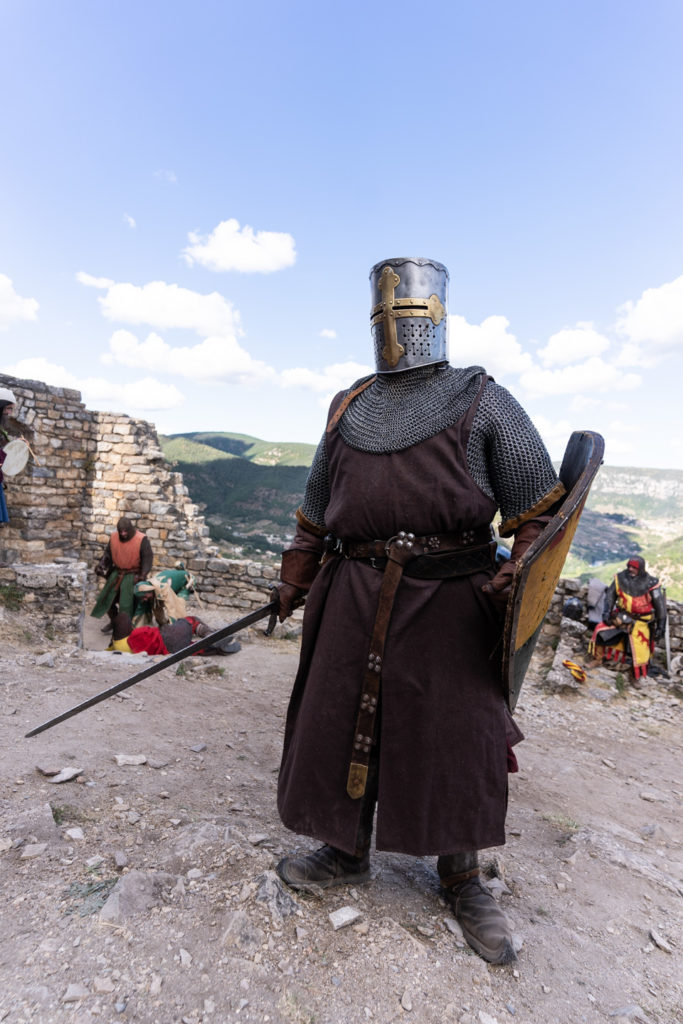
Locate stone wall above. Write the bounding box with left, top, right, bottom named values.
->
left=0, top=371, right=279, bottom=641
left=0, top=372, right=216, bottom=569
left=0, top=562, right=88, bottom=646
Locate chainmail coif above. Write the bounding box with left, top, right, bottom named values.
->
left=300, top=364, right=559, bottom=530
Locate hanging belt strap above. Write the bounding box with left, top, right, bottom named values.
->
left=347, top=535, right=413, bottom=799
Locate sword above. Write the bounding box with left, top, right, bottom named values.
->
left=25, top=600, right=278, bottom=738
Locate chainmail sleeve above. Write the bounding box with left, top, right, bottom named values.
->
left=467, top=381, right=564, bottom=537
left=299, top=434, right=330, bottom=531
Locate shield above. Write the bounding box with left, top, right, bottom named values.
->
left=502, top=430, right=605, bottom=711
left=2, top=438, right=30, bottom=476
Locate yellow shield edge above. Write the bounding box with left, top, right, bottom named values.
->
left=502, top=430, right=605, bottom=711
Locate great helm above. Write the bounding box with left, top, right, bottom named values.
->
left=369, top=257, right=449, bottom=373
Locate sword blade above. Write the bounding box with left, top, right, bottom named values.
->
left=25, top=601, right=277, bottom=738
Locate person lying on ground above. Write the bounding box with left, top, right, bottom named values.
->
left=107, top=612, right=241, bottom=656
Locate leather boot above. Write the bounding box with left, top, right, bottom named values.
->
left=276, top=845, right=370, bottom=890
left=438, top=851, right=517, bottom=965
left=277, top=748, right=378, bottom=891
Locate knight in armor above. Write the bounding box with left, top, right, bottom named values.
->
left=272, top=257, right=565, bottom=965
left=589, top=556, right=666, bottom=681
left=90, top=516, right=154, bottom=632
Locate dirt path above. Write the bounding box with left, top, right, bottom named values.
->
left=0, top=607, right=681, bottom=1024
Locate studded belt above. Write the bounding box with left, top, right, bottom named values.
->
left=339, top=525, right=493, bottom=560
left=343, top=527, right=495, bottom=800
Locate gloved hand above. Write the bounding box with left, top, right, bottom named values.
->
left=655, top=620, right=666, bottom=640
left=275, top=582, right=306, bottom=622
left=482, top=517, right=549, bottom=616
left=481, top=558, right=516, bottom=615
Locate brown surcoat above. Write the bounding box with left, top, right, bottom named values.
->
left=277, top=385, right=520, bottom=856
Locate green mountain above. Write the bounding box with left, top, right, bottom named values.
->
left=162, top=432, right=316, bottom=468
left=562, top=465, right=683, bottom=598
left=160, top=432, right=316, bottom=558
left=160, top=432, right=683, bottom=598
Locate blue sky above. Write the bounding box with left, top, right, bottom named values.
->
left=2, top=1, right=683, bottom=468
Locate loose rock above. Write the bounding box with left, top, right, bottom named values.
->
left=648, top=929, right=673, bottom=953
left=114, top=753, right=147, bottom=766
left=329, top=906, right=362, bottom=930
left=20, top=843, right=47, bottom=859
left=48, top=767, right=83, bottom=784
left=62, top=983, right=89, bottom=1003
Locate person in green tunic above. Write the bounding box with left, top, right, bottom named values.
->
left=90, top=516, right=153, bottom=632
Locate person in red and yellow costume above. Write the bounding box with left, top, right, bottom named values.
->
left=589, top=556, right=667, bottom=681
left=90, top=516, right=153, bottom=633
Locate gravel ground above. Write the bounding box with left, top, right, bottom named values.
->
left=0, top=604, right=681, bottom=1024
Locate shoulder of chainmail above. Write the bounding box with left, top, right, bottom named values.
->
left=469, top=379, right=560, bottom=525
left=300, top=367, right=559, bottom=531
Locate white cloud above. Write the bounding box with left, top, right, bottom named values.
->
left=568, top=395, right=601, bottom=410
left=600, top=419, right=640, bottom=458
left=280, top=361, right=372, bottom=394
left=449, top=314, right=534, bottom=377
left=76, top=271, right=115, bottom=289
left=616, top=274, right=683, bottom=351
left=569, top=394, right=627, bottom=413
left=183, top=218, right=296, bottom=274
left=154, top=169, right=177, bottom=184
left=614, top=342, right=648, bottom=368
left=102, top=329, right=275, bottom=385
left=538, top=322, right=610, bottom=367
left=519, top=357, right=641, bottom=398
left=319, top=328, right=337, bottom=339
left=528, top=414, right=575, bottom=460
left=1, top=357, right=76, bottom=389
left=123, top=213, right=136, bottom=229
left=0, top=274, right=39, bottom=330
left=2, top=357, right=184, bottom=413
left=77, top=275, right=241, bottom=337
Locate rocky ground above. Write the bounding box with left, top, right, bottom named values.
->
left=0, top=603, right=681, bottom=1024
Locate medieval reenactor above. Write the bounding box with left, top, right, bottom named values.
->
left=272, top=257, right=566, bottom=966
left=90, top=516, right=153, bottom=632
left=0, top=387, right=18, bottom=526
left=589, top=556, right=667, bottom=681
left=132, top=564, right=197, bottom=627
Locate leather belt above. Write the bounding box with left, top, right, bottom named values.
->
left=339, top=524, right=493, bottom=560
left=342, top=527, right=495, bottom=799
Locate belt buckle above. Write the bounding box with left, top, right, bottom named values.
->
left=385, top=530, right=416, bottom=556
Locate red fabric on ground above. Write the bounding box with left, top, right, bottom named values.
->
left=126, top=627, right=169, bottom=656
